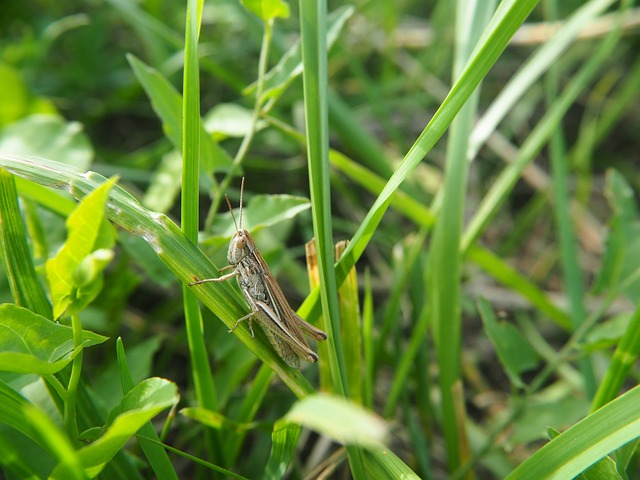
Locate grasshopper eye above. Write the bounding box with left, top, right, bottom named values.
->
left=236, top=235, right=246, bottom=248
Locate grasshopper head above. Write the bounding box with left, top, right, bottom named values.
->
left=227, top=229, right=254, bottom=265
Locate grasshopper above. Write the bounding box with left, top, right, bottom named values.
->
left=190, top=178, right=327, bottom=368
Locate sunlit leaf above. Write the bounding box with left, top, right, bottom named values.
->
left=45, top=177, right=116, bottom=318
left=285, top=394, right=387, bottom=448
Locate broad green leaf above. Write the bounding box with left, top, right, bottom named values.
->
left=241, top=0, right=289, bottom=22
left=512, top=395, right=589, bottom=445
left=0, top=303, right=107, bottom=374
left=127, top=54, right=232, bottom=173
left=68, top=377, right=177, bottom=478
left=212, top=194, right=310, bottom=236
left=0, top=114, right=92, bottom=170
left=264, top=420, right=300, bottom=480
left=594, top=170, right=640, bottom=300
left=142, top=150, right=182, bottom=213
left=203, top=103, right=268, bottom=140
left=243, top=7, right=354, bottom=102
left=584, top=312, right=631, bottom=351
left=285, top=394, right=387, bottom=448
left=478, top=297, right=539, bottom=388
left=45, top=178, right=116, bottom=318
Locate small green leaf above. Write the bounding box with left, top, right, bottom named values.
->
left=203, top=103, right=268, bottom=140
left=45, top=178, right=116, bottom=318
left=478, top=297, right=539, bottom=388
left=181, top=407, right=257, bottom=432
left=73, top=249, right=115, bottom=288
left=212, top=194, right=310, bottom=236
left=243, top=6, right=353, bottom=102
left=241, top=0, right=289, bottom=22
left=285, top=394, right=387, bottom=448
left=69, top=377, right=178, bottom=478
left=0, top=303, right=107, bottom=374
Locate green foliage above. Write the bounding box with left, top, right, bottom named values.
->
left=0, top=304, right=107, bottom=374
left=45, top=177, right=116, bottom=318
left=1, top=0, right=640, bottom=478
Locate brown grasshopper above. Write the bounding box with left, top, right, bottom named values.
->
left=190, top=178, right=327, bottom=368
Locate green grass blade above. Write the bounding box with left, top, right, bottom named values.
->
left=0, top=168, right=52, bottom=318
left=181, top=2, right=220, bottom=457
left=467, top=245, right=572, bottom=329
left=296, top=0, right=538, bottom=330
left=336, top=241, right=362, bottom=404
left=116, top=338, right=178, bottom=480
left=298, top=0, right=347, bottom=396
left=591, top=306, right=640, bottom=412
left=427, top=0, right=495, bottom=470
left=298, top=0, right=365, bottom=477
left=365, top=447, right=421, bottom=480
left=545, top=24, right=595, bottom=396
left=469, top=0, right=617, bottom=158
left=462, top=6, right=627, bottom=251
left=507, top=384, right=640, bottom=479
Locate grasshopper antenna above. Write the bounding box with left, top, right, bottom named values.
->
left=239, top=177, right=245, bottom=230
left=225, top=194, right=238, bottom=232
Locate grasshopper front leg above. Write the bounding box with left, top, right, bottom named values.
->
left=188, top=267, right=258, bottom=337
left=188, top=265, right=239, bottom=285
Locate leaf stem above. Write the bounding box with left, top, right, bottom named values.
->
left=64, top=310, right=83, bottom=443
